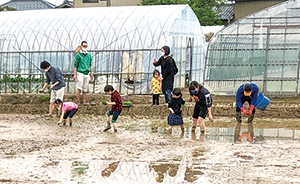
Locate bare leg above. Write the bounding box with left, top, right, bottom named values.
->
left=82, top=91, right=87, bottom=103
left=199, top=133, right=205, bottom=142
left=49, top=102, right=55, bottom=115
left=105, top=113, right=110, bottom=124
left=76, top=89, right=81, bottom=104
left=191, top=131, right=196, bottom=140
left=69, top=118, right=72, bottom=126
left=169, top=126, right=173, bottom=134
left=103, top=113, right=111, bottom=132
left=198, top=117, right=205, bottom=133
left=180, top=124, right=184, bottom=134
left=191, top=118, right=197, bottom=131
left=112, top=123, right=117, bottom=132
left=57, top=108, right=61, bottom=117
left=63, top=119, right=66, bottom=125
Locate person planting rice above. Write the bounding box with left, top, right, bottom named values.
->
left=103, top=85, right=122, bottom=132
left=54, top=99, right=78, bottom=126
left=234, top=83, right=259, bottom=142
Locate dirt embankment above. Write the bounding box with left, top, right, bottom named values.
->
left=0, top=94, right=299, bottom=119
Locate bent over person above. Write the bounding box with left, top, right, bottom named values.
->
left=234, top=83, right=259, bottom=142
left=39, top=61, right=66, bottom=117
left=189, top=81, right=213, bottom=134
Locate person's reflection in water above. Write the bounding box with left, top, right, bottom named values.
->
left=168, top=164, right=179, bottom=177
left=101, top=161, right=120, bottom=177
left=191, top=130, right=205, bottom=142
left=184, top=167, right=198, bottom=182
left=149, top=163, right=180, bottom=183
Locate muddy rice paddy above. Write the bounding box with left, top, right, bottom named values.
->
left=1, top=114, right=300, bottom=183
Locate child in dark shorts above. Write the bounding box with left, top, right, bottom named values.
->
left=189, top=81, right=213, bottom=134
left=167, top=88, right=185, bottom=134
left=55, top=99, right=78, bottom=126
left=103, top=85, right=122, bottom=132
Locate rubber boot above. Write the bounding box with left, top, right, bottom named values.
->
left=234, top=111, right=242, bottom=141
left=103, top=121, right=111, bottom=132
left=247, top=114, right=254, bottom=141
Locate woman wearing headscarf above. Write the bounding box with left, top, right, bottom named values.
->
left=153, top=46, right=178, bottom=103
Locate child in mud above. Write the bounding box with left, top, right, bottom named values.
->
left=54, top=99, right=78, bottom=126
left=167, top=88, right=185, bottom=134
left=150, top=70, right=162, bottom=105
left=189, top=81, right=213, bottom=134
left=103, top=85, right=122, bottom=132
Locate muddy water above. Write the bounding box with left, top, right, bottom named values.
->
left=1, top=114, right=300, bottom=183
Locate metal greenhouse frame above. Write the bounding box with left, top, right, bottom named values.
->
left=205, top=0, right=300, bottom=96
left=0, top=5, right=206, bottom=94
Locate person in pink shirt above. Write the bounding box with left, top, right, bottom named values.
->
left=55, top=99, right=78, bottom=126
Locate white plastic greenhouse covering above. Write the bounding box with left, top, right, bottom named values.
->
left=0, top=5, right=205, bottom=94
left=205, top=0, right=300, bottom=96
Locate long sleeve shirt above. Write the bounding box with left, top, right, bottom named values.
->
left=153, top=56, right=175, bottom=93
left=74, top=51, right=92, bottom=75
left=236, top=83, right=259, bottom=109
left=46, top=65, right=66, bottom=91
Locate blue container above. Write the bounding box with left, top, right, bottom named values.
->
left=255, top=93, right=270, bottom=111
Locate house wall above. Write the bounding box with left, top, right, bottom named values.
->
left=234, top=0, right=285, bottom=21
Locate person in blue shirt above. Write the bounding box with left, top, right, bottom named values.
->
left=39, top=61, right=66, bottom=117
left=234, top=83, right=259, bottom=142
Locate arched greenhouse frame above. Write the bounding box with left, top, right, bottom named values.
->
left=205, top=0, right=300, bottom=96
left=0, top=5, right=205, bottom=94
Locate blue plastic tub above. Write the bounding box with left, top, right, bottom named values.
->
left=255, top=93, right=270, bottom=111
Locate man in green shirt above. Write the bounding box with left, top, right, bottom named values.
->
left=73, top=41, right=94, bottom=105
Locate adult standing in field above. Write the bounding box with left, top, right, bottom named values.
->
left=39, top=61, right=66, bottom=117
left=153, top=46, right=178, bottom=103
left=234, top=83, right=259, bottom=142
left=73, top=41, right=94, bottom=105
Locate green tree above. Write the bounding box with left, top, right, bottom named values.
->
left=0, top=6, right=16, bottom=11
left=141, top=0, right=224, bottom=26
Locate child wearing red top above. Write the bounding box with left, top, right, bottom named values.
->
left=103, top=85, right=122, bottom=132
left=55, top=99, right=78, bottom=126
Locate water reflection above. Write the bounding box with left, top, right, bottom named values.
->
left=124, top=123, right=300, bottom=141
left=76, top=160, right=206, bottom=183
left=204, top=127, right=300, bottom=141
left=101, top=161, right=119, bottom=177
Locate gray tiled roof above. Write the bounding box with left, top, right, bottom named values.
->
left=1, top=0, right=56, bottom=10
left=56, top=0, right=73, bottom=8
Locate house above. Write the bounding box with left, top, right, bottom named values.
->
left=0, top=0, right=56, bottom=11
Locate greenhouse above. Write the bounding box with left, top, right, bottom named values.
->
left=205, top=0, right=300, bottom=96
left=0, top=4, right=205, bottom=94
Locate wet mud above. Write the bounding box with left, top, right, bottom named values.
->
left=1, top=114, right=300, bottom=183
